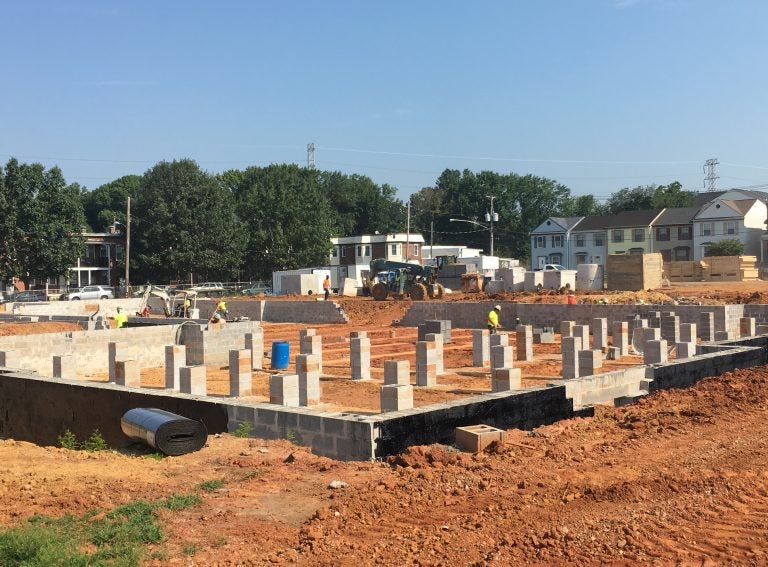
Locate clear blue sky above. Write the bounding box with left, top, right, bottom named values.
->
left=2, top=0, right=767, bottom=203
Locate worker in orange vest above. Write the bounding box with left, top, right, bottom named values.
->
left=323, top=275, right=331, bottom=300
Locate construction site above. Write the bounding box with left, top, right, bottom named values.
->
left=2, top=280, right=768, bottom=564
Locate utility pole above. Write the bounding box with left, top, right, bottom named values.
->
left=430, top=220, right=434, bottom=262
left=125, top=197, right=131, bottom=297
left=485, top=195, right=498, bottom=257
left=704, top=158, right=719, bottom=192
left=405, top=202, right=411, bottom=261
left=307, top=143, right=315, bottom=169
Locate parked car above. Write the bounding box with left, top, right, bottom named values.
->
left=67, top=285, right=114, bottom=301
left=12, top=290, right=47, bottom=302
left=241, top=282, right=272, bottom=295
left=535, top=264, right=567, bottom=271
left=190, top=282, right=226, bottom=293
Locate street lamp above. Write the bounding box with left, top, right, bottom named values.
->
left=484, top=195, right=499, bottom=258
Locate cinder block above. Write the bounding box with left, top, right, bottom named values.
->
left=115, top=359, right=140, bottom=387
left=644, top=339, right=668, bottom=365
left=700, top=312, right=715, bottom=342
left=416, top=363, right=437, bottom=387
left=676, top=342, right=696, bottom=359
left=180, top=365, right=207, bottom=395
left=491, top=367, right=521, bottom=392
left=612, top=321, right=629, bottom=356
left=560, top=321, right=575, bottom=337
left=473, top=329, right=490, bottom=367
left=164, top=344, right=186, bottom=390
left=515, top=325, right=533, bottom=362
left=455, top=424, right=505, bottom=453
left=490, top=345, right=513, bottom=370
left=425, top=333, right=445, bottom=375
left=299, top=334, right=322, bottom=373
left=52, top=354, right=76, bottom=380
left=380, top=384, right=414, bottom=412
left=245, top=331, right=264, bottom=370
left=299, top=328, right=317, bottom=339
left=0, top=351, right=19, bottom=368
left=578, top=349, right=602, bottom=376
left=269, top=373, right=300, bottom=406
left=740, top=317, right=756, bottom=338
left=591, top=318, right=608, bottom=350
left=680, top=323, right=697, bottom=343
left=574, top=325, right=590, bottom=348
left=108, top=342, right=121, bottom=383
left=350, top=331, right=368, bottom=339
left=229, top=349, right=252, bottom=397
left=297, top=355, right=321, bottom=406
left=533, top=330, right=555, bottom=344
left=490, top=333, right=509, bottom=347
left=384, top=360, right=410, bottom=385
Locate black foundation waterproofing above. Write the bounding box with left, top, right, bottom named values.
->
left=121, top=408, right=208, bottom=456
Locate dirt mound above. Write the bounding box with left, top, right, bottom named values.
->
left=334, top=298, right=410, bottom=326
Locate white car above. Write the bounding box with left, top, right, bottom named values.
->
left=67, top=285, right=114, bottom=300
left=191, top=282, right=226, bottom=293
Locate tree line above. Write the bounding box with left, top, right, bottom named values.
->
left=0, top=156, right=694, bottom=285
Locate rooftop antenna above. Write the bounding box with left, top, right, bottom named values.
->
left=703, top=158, right=719, bottom=191
left=307, top=142, right=315, bottom=169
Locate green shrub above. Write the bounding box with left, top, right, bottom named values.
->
left=233, top=422, right=253, bottom=438
left=196, top=479, right=226, bottom=493
left=82, top=430, right=109, bottom=452
left=705, top=238, right=745, bottom=257
left=57, top=429, right=79, bottom=450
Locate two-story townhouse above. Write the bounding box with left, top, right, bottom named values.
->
left=692, top=189, right=768, bottom=260
left=68, top=230, right=125, bottom=289
left=605, top=210, right=665, bottom=256
left=329, top=233, right=425, bottom=285
left=529, top=217, right=584, bottom=269
left=651, top=207, right=698, bottom=262
left=567, top=215, right=612, bottom=267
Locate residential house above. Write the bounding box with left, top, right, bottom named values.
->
left=68, top=229, right=125, bottom=289
left=692, top=189, right=768, bottom=260
left=567, top=215, right=612, bottom=268
left=605, top=210, right=664, bottom=256
left=652, top=207, right=699, bottom=262
left=329, top=233, right=425, bottom=285
left=529, top=217, right=584, bottom=269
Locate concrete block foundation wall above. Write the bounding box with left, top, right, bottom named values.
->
left=0, top=325, right=178, bottom=376
left=180, top=321, right=263, bottom=366
left=7, top=298, right=143, bottom=317
left=221, top=300, right=349, bottom=324
left=402, top=302, right=743, bottom=338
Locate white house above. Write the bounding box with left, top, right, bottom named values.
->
left=529, top=217, right=584, bottom=269
left=329, top=233, right=425, bottom=286
left=692, top=190, right=768, bottom=260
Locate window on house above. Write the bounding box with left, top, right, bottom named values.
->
left=357, top=245, right=362, bottom=257
left=552, top=235, right=563, bottom=247
left=612, top=230, right=624, bottom=243
left=701, top=242, right=712, bottom=256
left=674, top=246, right=690, bottom=261
left=534, top=235, right=545, bottom=248
left=549, top=253, right=563, bottom=265
left=595, top=233, right=605, bottom=246
left=629, top=247, right=644, bottom=254
left=678, top=226, right=692, bottom=240
left=701, top=223, right=712, bottom=236
left=364, top=245, right=371, bottom=256
left=656, top=227, right=670, bottom=241
left=724, top=221, right=737, bottom=235
left=575, top=235, right=585, bottom=247
left=390, top=244, right=398, bottom=255
left=341, top=247, right=347, bottom=258
left=413, top=244, right=419, bottom=257
left=331, top=247, right=338, bottom=258
left=575, top=253, right=587, bottom=265
left=115, top=245, right=124, bottom=261
left=633, top=229, right=644, bottom=243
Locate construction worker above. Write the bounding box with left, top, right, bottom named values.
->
left=184, top=296, right=191, bottom=317
left=396, top=269, right=406, bottom=297
left=112, top=306, right=128, bottom=329
left=488, top=304, right=502, bottom=334
left=323, top=275, right=331, bottom=301
left=217, top=298, right=228, bottom=319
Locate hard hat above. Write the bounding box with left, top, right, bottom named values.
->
left=494, top=304, right=502, bottom=311
left=116, top=306, right=123, bottom=312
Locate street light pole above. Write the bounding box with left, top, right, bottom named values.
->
left=125, top=197, right=131, bottom=298
left=485, top=195, right=497, bottom=257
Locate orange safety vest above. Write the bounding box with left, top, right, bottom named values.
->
left=323, top=278, right=330, bottom=290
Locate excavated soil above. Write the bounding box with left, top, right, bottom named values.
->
left=2, top=284, right=768, bottom=564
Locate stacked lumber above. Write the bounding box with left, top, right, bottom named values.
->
left=700, top=255, right=758, bottom=281
left=606, top=253, right=663, bottom=291
left=663, top=261, right=696, bottom=282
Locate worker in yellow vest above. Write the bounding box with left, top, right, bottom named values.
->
left=112, top=306, right=128, bottom=329
left=487, top=304, right=501, bottom=334
left=217, top=299, right=228, bottom=319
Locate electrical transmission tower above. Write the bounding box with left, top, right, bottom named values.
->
left=307, top=143, right=315, bottom=169
left=703, top=158, right=719, bottom=191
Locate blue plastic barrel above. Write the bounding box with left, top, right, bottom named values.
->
left=271, top=341, right=290, bottom=370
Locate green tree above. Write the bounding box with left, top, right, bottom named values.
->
left=606, top=184, right=657, bottom=213
left=705, top=239, right=744, bottom=257
left=651, top=181, right=695, bottom=209
left=83, top=175, right=140, bottom=232
left=560, top=194, right=607, bottom=216
left=320, top=172, right=404, bottom=236
left=231, top=164, right=338, bottom=279
left=131, top=159, right=246, bottom=283
left=0, top=158, right=85, bottom=282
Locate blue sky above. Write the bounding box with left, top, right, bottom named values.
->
left=2, top=0, right=767, bottom=202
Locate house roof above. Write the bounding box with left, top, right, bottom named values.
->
left=722, top=198, right=757, bottom=216
left=572, top=209, right=663, bottom=231
left=655, top=207, right=700, bottom=226
left=531, top=216, right=584, bottom=233
left=693, top=191, right=726, bottom=207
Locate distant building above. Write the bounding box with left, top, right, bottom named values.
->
left=529, top=217, right=584, bottom=269
left=329, top=233, right=425, bottom=286
left=68, top=228, right=125, bottom=288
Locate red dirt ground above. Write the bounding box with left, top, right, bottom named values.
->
left=2, top=284, right=768, bottom=564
